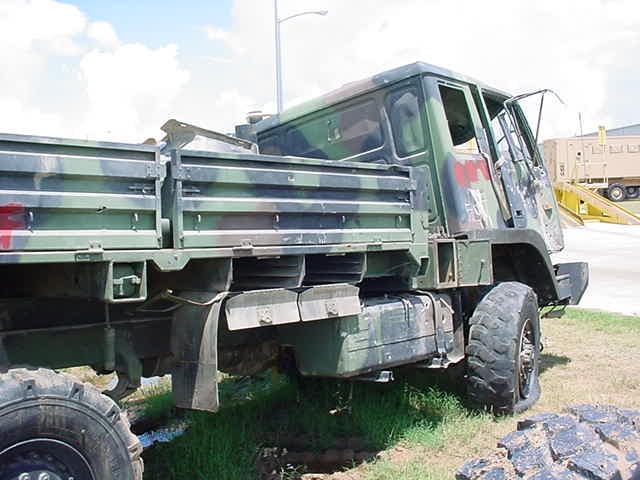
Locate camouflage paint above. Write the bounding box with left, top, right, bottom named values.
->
left=0, top=134, right=163, bottom=253
left=0, top=62, right=585, bottom=412
left=257, top=61, right=562, bottom=254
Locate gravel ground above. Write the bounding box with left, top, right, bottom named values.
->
left=553, top=222, right=640, bottom=316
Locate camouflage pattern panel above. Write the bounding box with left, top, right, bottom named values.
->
left=258, top=84, right=389, bottom=164
left=257, top=74, right=443, bottom=247
left=423, top=77, right=507, bottom=235
left=481, top=91, right=564, bottom=252
left=277, top=293, right=455, bottom=377
left=256, top=62, right=511, bottom=138
left=164, top=149, right=414, bottom=252
left=0, top=133, right=163, bottom=252
left=256, top=63, right=515, bottom=239
left=510, top=102, right=564, bottom=252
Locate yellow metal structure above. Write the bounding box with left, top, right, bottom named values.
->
left=558, top=202, right=584, bottom=227
left=555, top=182, right=640, bottom=225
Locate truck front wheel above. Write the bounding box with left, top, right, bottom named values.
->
left=465, top=282, right=541, bottom=414
left=0, top=368, right=143, bottom=480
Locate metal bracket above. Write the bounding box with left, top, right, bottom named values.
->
left=232, top=240, right=254, bottom=255
left=145, top=163, right=164, bottom=179
left=75, top=241, right=104, bottom=262
left=353, top=370, right=394, bottom=383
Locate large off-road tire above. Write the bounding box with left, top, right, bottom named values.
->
left=607, top=183, right=626, bottom=202
left=457, top=404, right=640, bottom=479
left=466, top=282, right=540, bottom=414
left=0, top=368, right=143, bottom=480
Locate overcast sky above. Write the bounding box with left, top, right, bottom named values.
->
left=1, top=0, right=639, bottom=143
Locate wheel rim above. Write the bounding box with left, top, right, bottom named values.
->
left=518, top=319, right=536, bottom=399
left=610, top=187, right=624, bottom=201
left=0, top=439, right=94, bottom=480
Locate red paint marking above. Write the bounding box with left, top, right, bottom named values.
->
left=464, top=160, right=479, bottom=183
left=452, top=158, right=491, bottom=187
left=453, top=162, right=468, bottom=187
left=0, top=203, right=25, bottom=250
left=476, top=160, right=490, bottom=180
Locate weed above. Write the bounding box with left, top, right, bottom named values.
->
left=139, top=378, right=173, bottom=422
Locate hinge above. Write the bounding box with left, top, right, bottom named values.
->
left=75, top=241, right=104, bottom=262
left=232, top=239, right=254, bottom=255
left=146, top=163, right=164, bottom=179
left=173, top=166, right=192, bottom=180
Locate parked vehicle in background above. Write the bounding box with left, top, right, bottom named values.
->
left=544, top=135, right=640, bottom=201
left=0, top=62, right=587, bottom=479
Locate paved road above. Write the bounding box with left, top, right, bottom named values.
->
left=552, top=223, right=640, bottom=316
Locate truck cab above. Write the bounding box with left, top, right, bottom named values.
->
left=256, top=62, right=564, bottom=258
left=251, top=63, right=586, bottom=306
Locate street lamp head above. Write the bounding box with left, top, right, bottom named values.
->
left=278, top=9, right=329, bottom=24
left=274, top=1, right=328, bottom=113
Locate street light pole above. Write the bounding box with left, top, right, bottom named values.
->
left=274, top=0, right=283, bottom=114
left=274, top=0, right=327, bottom=113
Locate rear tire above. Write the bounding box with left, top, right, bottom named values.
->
left=0, top=368, right=143, bottom=480
left=607, top=183, right=626, bottom=202
left=626, top=186, right=639, bottom=199
left=465, top=282, right=541, bottom=414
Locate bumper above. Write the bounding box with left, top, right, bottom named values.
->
left=555, top=262, right=589, bottom=305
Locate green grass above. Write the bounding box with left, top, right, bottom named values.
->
left=142, top=371, right=475, bottom=479
left=138, top=378, right=173, bottom=422
left=562, top=307, right=640, bottom=334
left=141, top=307, right=639, bottom=479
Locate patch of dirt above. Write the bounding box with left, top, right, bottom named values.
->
left=324, top=317, right=640, bottom=479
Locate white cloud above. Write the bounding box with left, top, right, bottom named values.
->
left=0, top=0, right=191, bottom=141
left=202, top=24, right=245, bottom=54
left=0, top=0, right=85, bottom=54
left=1, top=0, right=639, bottom=144
left=203, top=25, right=230, bottom=42
left=79, top=43, right=190, bottom=141
left=198, top=0, right=640, bottom=140
left=0, top=0, right=87, bottom=135
left=0, top=97, right=65, bottom=136
left=87, top=20, right=119, bottom=50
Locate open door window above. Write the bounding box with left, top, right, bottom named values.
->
left=483, top=91, right=564, bottom=252
left=427, top=79, right=507, bottom=233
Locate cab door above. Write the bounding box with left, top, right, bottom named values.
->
left=423, top=77, right=508, bottom=235
left=485, top=94, right=564, bottom=252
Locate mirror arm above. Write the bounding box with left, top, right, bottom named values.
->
left=534, top=92, right=545, bottom=147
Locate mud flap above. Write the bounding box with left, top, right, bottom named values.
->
left=555, top=262, right=589, bottom=305
left=170, top=292, right=226, bottom=412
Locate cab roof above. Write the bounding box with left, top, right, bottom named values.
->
left=256, top=61, right=512, bottom=133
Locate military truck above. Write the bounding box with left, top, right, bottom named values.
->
left=0, top=62, right=587, bottom=479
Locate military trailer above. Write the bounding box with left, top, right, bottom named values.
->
left=0, top=62, right=587, bottom=479
left=544, top=135, right=640, bottom=201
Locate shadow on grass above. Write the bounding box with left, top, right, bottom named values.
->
left=142, top=368, right=473, bottom=480
left=539, top=353, right=571, bottom=374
